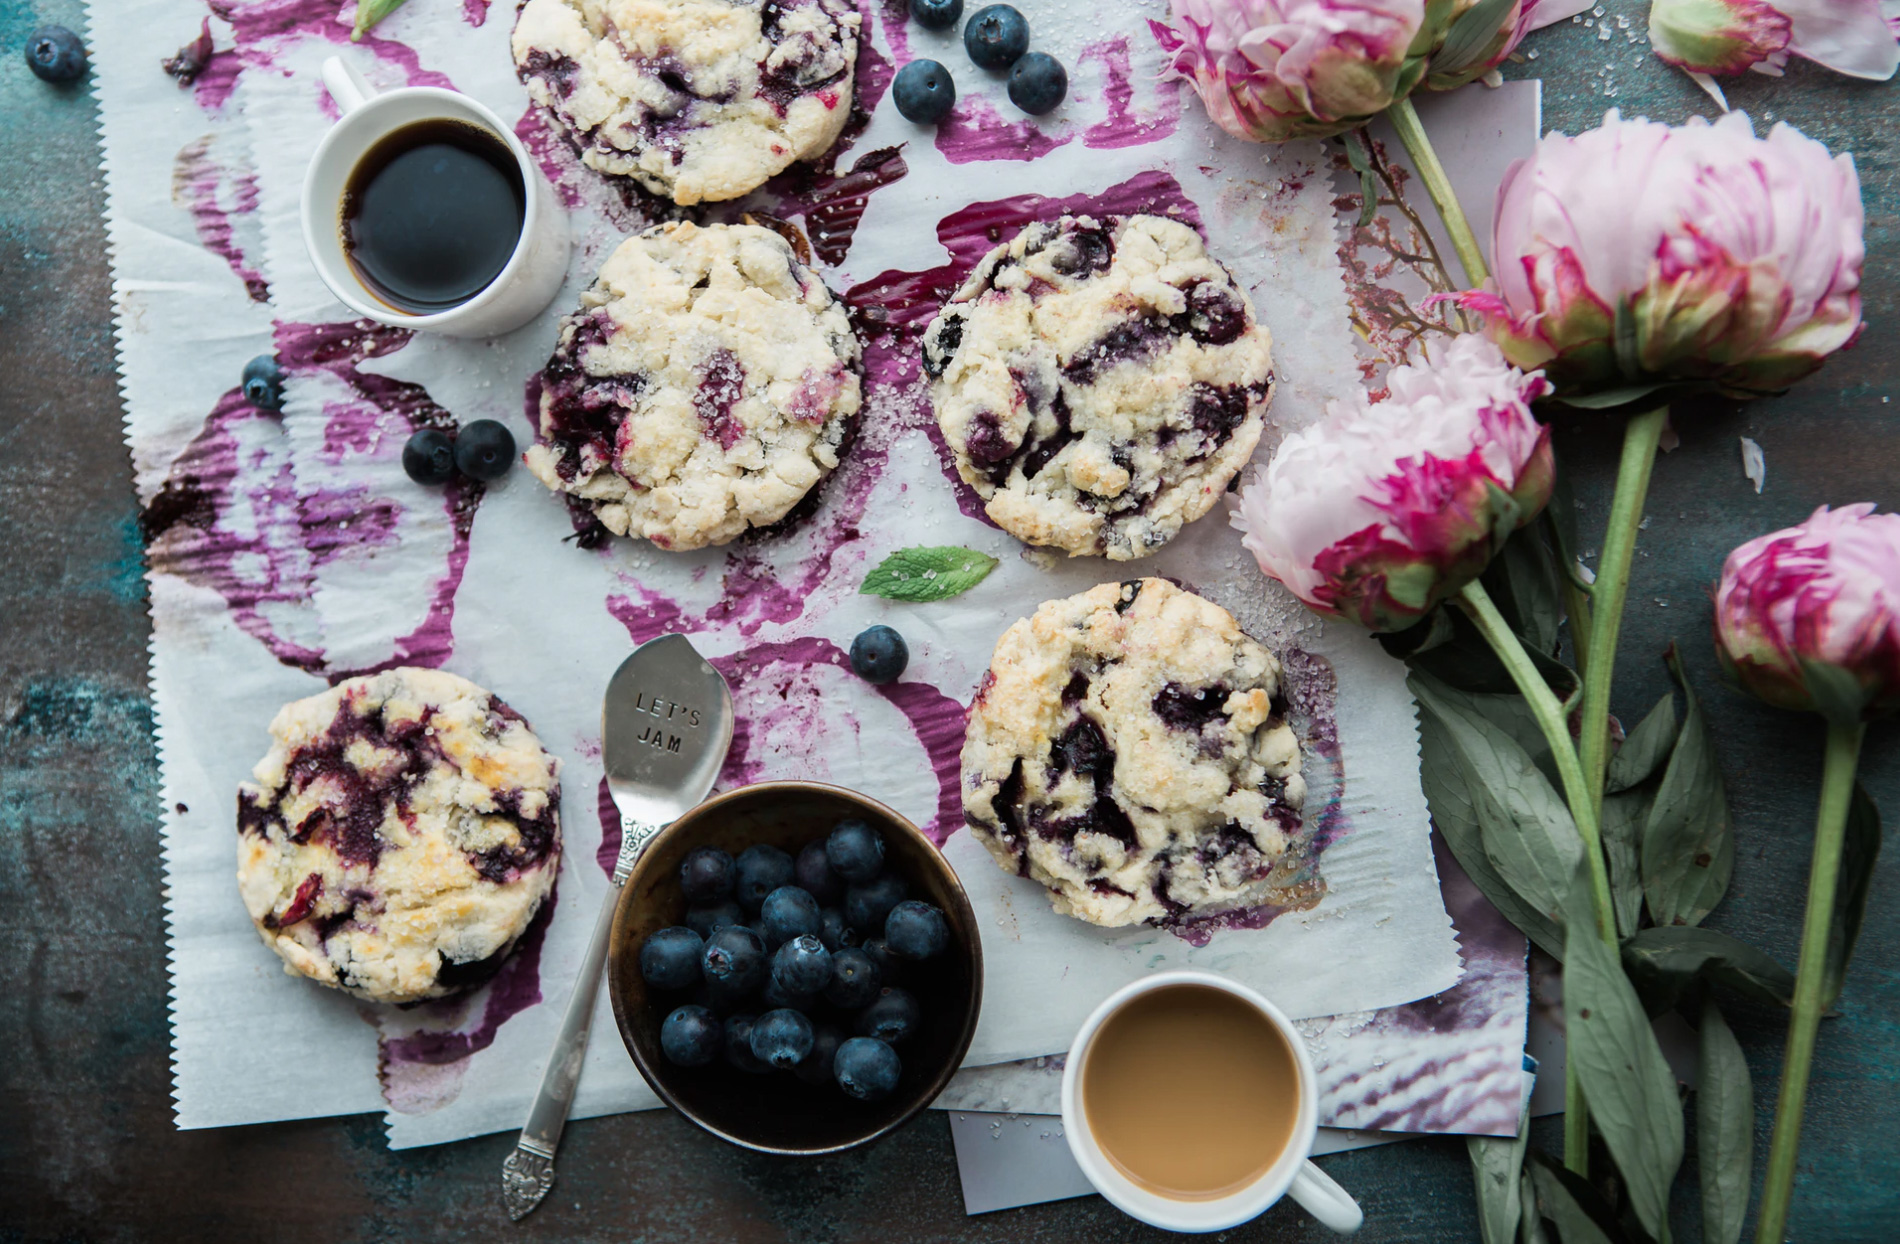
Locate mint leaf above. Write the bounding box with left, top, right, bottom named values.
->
left=859, top=546, right=998, bottom=603
left=352, top=0, right=410, bottom=40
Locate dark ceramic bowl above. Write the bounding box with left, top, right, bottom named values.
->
left=606, top=781, right=983, bottom=1155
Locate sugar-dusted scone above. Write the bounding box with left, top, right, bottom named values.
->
left=923, top=215, right=1274, bottom=560
left=236, top=668, right=562, bottom=1004
left=961, top=579, right=1307, bottom=927
left=512, top=0, right=860, bottom=205
left=526, top=221, right=862, bottom=550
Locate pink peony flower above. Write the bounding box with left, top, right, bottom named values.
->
left=1456, top=110, right=1864, bottom=402
left=1713, top=505, right=1900, bottom=724
left=1232, top=334, right=1553, bottom=632
left=1649, top=0, right=1899, bottom=81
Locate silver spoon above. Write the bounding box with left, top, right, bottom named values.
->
left=501, top=633, right=734, bottom=1221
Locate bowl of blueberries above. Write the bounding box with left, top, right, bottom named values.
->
left=607, top=781, right=982, bottom=1154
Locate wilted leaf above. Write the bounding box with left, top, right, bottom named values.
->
left=1468, top=1096, right=1531, bottom=1244
left=1822, top=783, right=1884, bottom=1006
left=1518, top=1168, right=1548, bottom=1244
left=1606, top=693, right=1678, bottom=794
left=1600, top=789, right=1649, bottom=940
left=1527, top=1152, right=1627, bottom=1244
left=1621, top=925, right=1795, bottom=1015
left=859, top=546, right=998, bottom=602
left=1641, top=648, right=1734, bottom=927
left=1342, top=130, right=1380, bottom=227
left=1698, top=996, right=1753, bottom=1244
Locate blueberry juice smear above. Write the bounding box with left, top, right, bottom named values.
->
left=341, top=119, right=526, bottom=315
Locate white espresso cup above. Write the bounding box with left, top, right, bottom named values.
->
left=299, top=57, right=569, bottom=337
left=1061, top=970, right=1364, bottom=1235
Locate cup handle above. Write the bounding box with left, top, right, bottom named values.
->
left=320, top=56, right=375, bottom=115
left=1288, top=1159, right=1364, bottom=1235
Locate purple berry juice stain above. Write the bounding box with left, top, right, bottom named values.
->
left=935, top=96, right=1073, bottom=166
left=171, top=136, right=269, bottom=303
left=1078, top=36, right=1183, bottom=151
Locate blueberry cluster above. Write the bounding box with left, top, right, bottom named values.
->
left=642, top=820, right=952, bottom=1101
left=402, top=421, right=518, bottom=485
left=892, top=2, right=1066, bottom=127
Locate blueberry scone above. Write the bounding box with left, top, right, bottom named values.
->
left=923, top=215, right=1274, bottom=560
left=512, top=0, right=860, bottom=205
left=961, top=579, right=1307, bottom=927
left=236, top=668, right=562, bottom=1004
left=527, top=221, right=862, bottom=549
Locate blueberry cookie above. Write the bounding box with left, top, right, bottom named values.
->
left=961, top=579, right=1306, bottom=927
left=923, top=215, right=1274, bottom=560
left=526, top=221, right=862, bottom=549
left=512, top=0, right=860, bottom=205
left=236, top=668, right=562, bottom=1004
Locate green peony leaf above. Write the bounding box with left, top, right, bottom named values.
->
left=1697, top=996, right=1754, bottom=1244
left=858, top=546, right=999, bottom=602
left=1343, top=130, right=1380, bottom=227
left=1822, top=783, right=1883, bottom=1006
left=1467, top=1095, right=1531, bottom=1244
left=1527, top=1153, right=1625, bottom=1244
left=1621, top=925, right=1795, bottom=1014
left=1600, top=789, right=1650, bottom=940
left=352, top=0, right=410, bottom=40
left=1606, top=692, right=1679, bottom=794
left=1641, top=646, right=1734, bottom=927
left=1431, top=0, right=1516, bottom=78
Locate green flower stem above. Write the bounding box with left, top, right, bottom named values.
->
left=1755, top=720, right=1868, bottom=1244
left=1387, top=95, right=1491, bottom=287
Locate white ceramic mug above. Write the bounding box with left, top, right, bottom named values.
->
left=299, top=57, right=568, bottom=338
left=1061, top=970, right=1364, bottom=1235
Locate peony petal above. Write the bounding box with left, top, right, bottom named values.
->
left=1783, top=0, right=1899, bottom=80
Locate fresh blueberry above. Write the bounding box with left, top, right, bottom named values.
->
left=963, top=5, right=1029, bottom=71
left=701, top=925, right=767, bottom=994
left=891, top=59, right=955, bottom=126
left=724, top=1013, right=773, bottom=1073
left=794, top=1024, right=845, bottom=1085
left=454, top=419, right=516, bottom=481
left=772, top=934, right=834, bottom=996
left=856, top=987, right=923, bottom=1045
left=660, top=1004, right=722, bottom=1066
left=762, top=974, right=817, bottom=1011
left=845, top=873, right=908, bottom=933
left=25, top=26, right=86, bottom=83
left=794, top=840, right=846, bottom=905
left=861, top=938, right=906, bottom=985
left=1007, top=51, right=1067, bottom=115
left=817, top=906, right=858, bottom=952
left=639, top=926, right=705, bottom=991
left=241, top=355, right=286, bottom=410
left=825, top=819, right=886, bottom=883
left=824, top=946, right=881, bottom=1010
left=734, top=843, right=796, bottom=911
left=703, top=975, right=757, bottom=1015
left=848, top=626, right=909, bottom=685
left=834, top=1036, right=902, bottom=1100
left=884, top=900, right=950, bottom=960
left=402, top=429, right=456, bottom=486
left=680, top=847, right=736, bottom=903
left=750, top=1008, right=816, bottom=1069
left=908, top=0, right=963, bottom=30
left=761, top=886, right=823, bottom=945
left=747, top=918, right=782, bottom=949
left=684, top=898, right=745, bottom=939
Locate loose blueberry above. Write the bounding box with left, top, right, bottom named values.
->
left=761, top=885, right=823, bottom=945
left=824, top=946, right=881, bottom=1010
left=817, top=906, right=858, bottom=952
left=861, top=938, right=905, bottom=985
left=1007, top=51, right=1067, bottom=115
left=848, top=626, right=909, bottom=685
left=684, top=898, right=746, bottom=939
left=794, top=840, right=846, bottom=905
left=402, top=428, right=456, bottom=486
left=750, top=1008, right=816, bottom=1069
left=963, top=5, right=1029, bottom=71
left=734, top=843, right=796, bottom=911
left=639, top=926, right=705, bottom=991
left=845, top=873, right=908, bottom=933
left=834, top=1036, right=902, bottom=1100
left=885, top=900, right=951, bottom=960
left=772, top=933, right=834, bottom=996
left=701, top=925, right=767, bottom=993
left=795, top=1024, right=845, bottom=1085
left=25, top=26, right=86, bottom=82
left=891, top=59, right=956, bottom=126
left=724, top=1013, right=773, bottom=1073
left=857, top=987, right=923, bottom=1045
left=241, top=355, right=286, bottom=410
left=680, top=847, right=736, bottom=903
left=660, top=1004, right=722, bottom=1066
left=908, top=0, right=963, bottom=30
left=825, top=819, right=886, bottom=883
left=454, top=419, right=516, bottom=481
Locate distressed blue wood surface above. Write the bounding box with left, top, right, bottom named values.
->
left=2, top=1, right=1895, bottom=1238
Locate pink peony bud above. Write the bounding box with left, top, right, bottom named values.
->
left=1713, top=504, right=1900, bottom=724
left=1649, top=0, right=1898, bottom=81
left=1232, top=334, right=1553, bottom=632
left=1456, top=110, right=1865, bottom=402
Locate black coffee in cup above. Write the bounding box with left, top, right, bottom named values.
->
left=340, top=118, right=526, bottom=314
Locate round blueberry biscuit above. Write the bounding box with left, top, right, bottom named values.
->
left=512, top=0, right=861, bottom=205
left=526, top=221, right=862, bottom=549
left=961, top=578, right=1306, bottom=927
left=236, top=668, right=562, bottom=1004
left=923, top=214, right=1274, bottom=560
